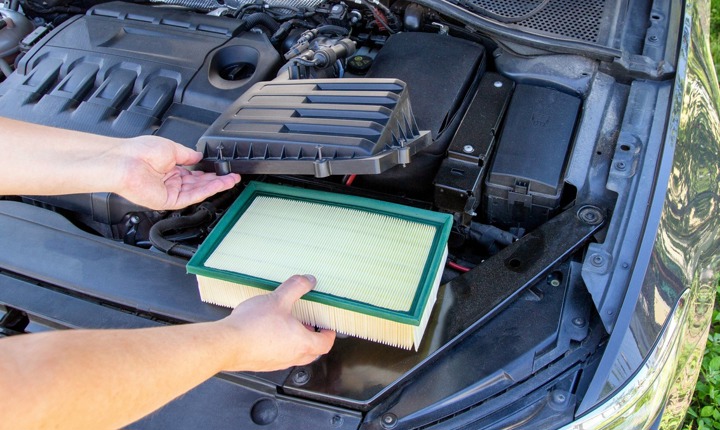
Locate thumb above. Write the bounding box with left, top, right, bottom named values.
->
left=172, top=143, right=204, bottom=166
left=273, top=275, right=316, bottom=311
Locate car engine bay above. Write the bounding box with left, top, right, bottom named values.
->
left=0, top=0, right=588, bottom=273
left=0, top=0, right=684, bottom=425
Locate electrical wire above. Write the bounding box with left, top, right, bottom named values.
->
left=366, top=0, right=401, bottom=31
left=356, top=0, right=395, bottom=33
left=447, top=261, right=471, bottom=273
left=345, top=174, right=357, bottom=186
left=372, top=9, right=394, bottom=33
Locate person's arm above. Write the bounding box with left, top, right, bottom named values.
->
left=0, top=275, right=335, bottom=430
left=0, top=117, right=240, bottom=209
left=0, top=119, right=335, bottom=427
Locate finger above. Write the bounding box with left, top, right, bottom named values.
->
left=180, top=172, right=241, bottom=188
left=273, top=275, right=316, bottom=310
left=309, top=329, right=336, bottom=354
left=180, top=169, right=212, bottom=179
left=171, top=175, right=239, bottom=207
left=179, top=177, right=239, bottom=196
left=170, top=180, right=229, bottom=209
left=294, top=330, right=336, bottom=365
left=179, top=172, right=237, bottom=186
left=217, top=172, right=241, bottom=183
left=172, top=144, right=204, bottom=166
left=174, top=168, right=196, bottom=177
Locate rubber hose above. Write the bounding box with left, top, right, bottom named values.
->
left=316, top=25, right=349, bottom=36
left=240, top=13, right=281, bottom=33
left=149, top=205, right=213, bottom=258
left=0, top=59, right=13, bottom=78
left=270, top=19, right=313, bottom=45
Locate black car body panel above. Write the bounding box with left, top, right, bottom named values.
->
left=578, top=0, right=720, bottom=418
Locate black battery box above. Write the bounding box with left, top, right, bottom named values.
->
left=484, top=85, right=581, bottom=231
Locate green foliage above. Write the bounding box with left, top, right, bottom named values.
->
left=684, top=283, right=720, bottom=429
left=712, top=0, right=720, bottom=78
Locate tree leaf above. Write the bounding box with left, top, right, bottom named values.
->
left=710, top=357, right=720, bottom=372
left=701, top=405, right=716, bottom=417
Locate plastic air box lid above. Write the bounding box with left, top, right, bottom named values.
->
left=196, top=79, right=432, bottom=178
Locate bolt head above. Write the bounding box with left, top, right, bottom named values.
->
left=577, top=206, right=604, bottom=225
left=292, top=369, right=310, bottom=385
left=381, top=413, right=398, bottom=428
left=552, top=390, right=567, bottom=403
left=493, top=81, right=503, bottom=88
left=331, top=415, right=344, bottom=428
left=572, top=317, right=586, bottom=327
left=462, top=145, right=474, bottom=154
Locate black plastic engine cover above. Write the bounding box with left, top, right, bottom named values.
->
left=0, top=2, right=280, bottom=142
left=0, top=2, right=280, bottom=227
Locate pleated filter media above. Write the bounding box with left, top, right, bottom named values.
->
left=187, top=182, right=452, bottom=350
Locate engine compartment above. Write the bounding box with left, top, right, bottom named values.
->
left=0, top=0, right=702, bottom=423
left=0, top=0, right=677, bottom=424
left=0, top=0, right=583, bottom=270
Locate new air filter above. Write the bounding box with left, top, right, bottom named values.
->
left=187, top=182, right=452, bottom=350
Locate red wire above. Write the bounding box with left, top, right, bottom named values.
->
left=371, top=7, right=390, bottom=31
left=447, top=261, right=471, bottom=273
left=345, top=174, right=357, bottom=186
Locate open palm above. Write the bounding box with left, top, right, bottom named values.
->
left=120, top=135, right=240, bottom=210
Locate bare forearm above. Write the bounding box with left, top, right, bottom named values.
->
left=0, top=322, right=232, bottom=430
left=0, top=117, right=238, bottom=210
left=0, top=117, right=124, bottom=196
left=0, top=277, right=333, bottom=429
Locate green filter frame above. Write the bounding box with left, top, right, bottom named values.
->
left=187, top=181, right=452, bottom=325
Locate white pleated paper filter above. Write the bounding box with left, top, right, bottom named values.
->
left=194, top=190, right=449, bottom=350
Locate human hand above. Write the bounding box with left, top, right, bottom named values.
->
left=114, top=135, right=240, bottom=210
left=215, top=275, right=336, bottom=372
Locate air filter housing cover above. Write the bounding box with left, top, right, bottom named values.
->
left=196, top=79, right=432, bottom=177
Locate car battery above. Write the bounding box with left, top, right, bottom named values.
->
left=484, top=85, right=581, bottom=231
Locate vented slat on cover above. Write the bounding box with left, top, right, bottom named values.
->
left=187, top=182, right=452, bottom=350
left=196, top=79, right=432, bottom=178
